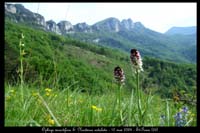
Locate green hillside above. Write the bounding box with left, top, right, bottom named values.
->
left=4, top=20, right=197, bottom=126
left=68, top=28, right=196, bottom=64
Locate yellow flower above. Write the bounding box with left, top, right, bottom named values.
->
left=45, top=88, right=52, bottom=92
left=92, top=105, right=97, bottom=109
left=48, top=119, right=55, bottom=125
left=46, top=115, right=55, bottom=125
left=46, top=92, right=50, bottom=96
left=32, top=92, right=38, bottom=97
left=45, top=88, right=52, bottom=96
left=91, top=105, right=102, bottom=112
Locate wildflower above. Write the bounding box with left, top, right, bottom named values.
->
left=174, top=106, right=190, bottom=126
left=182, top=106, right=188, bottom=113
left=160, top=115, right=166, bottom=126
left=45, top=88, right=52, bottom=97
left=130, top=49, right=143, bottom=73
left=46, top=115, right=55, bottom=125
left=48, top=119, right=55, bottom=125
left=32, top=92, right=38, bottom=97
left=161, top=115, right=165, bottom=119
left=92, top=105, right=97, bottom=109
left=174, top=112, right=184, bottom=126
left=46, top=92, right=50, bottom=96
left=91, top=105, right=102, bottom=112
left=45, top=88, right=52, bottom=92
left=114, top=66, right=125, bottom=84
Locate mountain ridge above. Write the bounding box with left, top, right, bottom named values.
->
left=5, top=4, right=147, bottom=34
left=4, top=3, right=196, bottom=64
left=5, top=4, right=196, bottom=35
left=165, top=26, right=196, bottom=35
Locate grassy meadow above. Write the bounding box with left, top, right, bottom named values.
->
left=4, top=20, right=197, bottom=126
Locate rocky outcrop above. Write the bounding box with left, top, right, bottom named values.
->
left=34, top=13, right=46, bottom=27
left=121, top=18, right=135, bottom=30
left=92, top=17, right=145, bottom=32
left=92, top=17, right=121, bottom=32
left=46, top=20, right=61, bottom=34
left=5, top=4, right=17, bottom=14
left=5, top=4, right=46, bottom=27
left=74, top=22, right=92, bottom=33
left=134, top=22, right=145, bottom=29
left=5, top=4, right=146, bottom=35
left=57, top=21, right=74, bottom=34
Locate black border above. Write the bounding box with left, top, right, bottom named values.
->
left=2, top=0, right=199, bottom=132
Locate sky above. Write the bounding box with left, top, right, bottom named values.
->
left=8, top=2, right=196, bottom=33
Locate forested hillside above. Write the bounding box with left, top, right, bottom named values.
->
left=5, top=20, right=196, bottom=99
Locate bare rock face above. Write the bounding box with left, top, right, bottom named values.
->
left=5, top=4, right=17, bottom=14
left=91, top=17, right=145, bottom=32
left=5, top=3, right=146, bottom=35
left=5, top=4, right=46, bottom=28
left=121, top=18, right=135, bottom=30
left=46, top=20, right=61, bottom=34
left=57, top=21, right=74, bottom=34
left=34, top=14, right=46, bottom=27
left=134, top=22, right=145, bottom=29
left=92, top=17, right=121, bottom=32
left=74, top=22, right=92, bottom=33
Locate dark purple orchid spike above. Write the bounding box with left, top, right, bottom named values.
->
left=114, top=66, right=125, bottom=84
left=130, top=49, right=143, bottom=73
